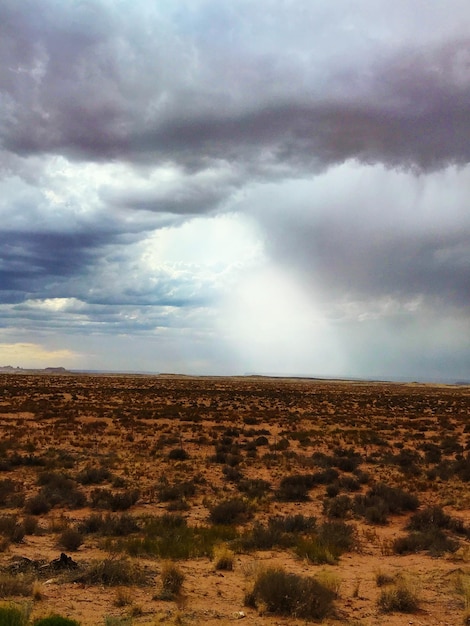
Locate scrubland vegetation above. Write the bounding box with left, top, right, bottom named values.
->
left=0, top=373, right=469, bottom=624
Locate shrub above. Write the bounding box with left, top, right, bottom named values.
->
left=104, top=618, right=132, bottom=626
left=59, top=528, right=84, bottom=551
left=323, top=495, right=353, bottom=519
left=222, top=466, right=243, bottom=482
left=377, top=580, right=420, bottom=613
left=376, top=571, right=396, bottom=587
left=238, top=522, right=284, bottom=551
left=35, top=472, right=86, bottom=509
left=0, top=515, right=25, bottom=543
left=78, top=513, right=106, bottom=535
left=0, top=573, right=33, bottom=597
left=209, top=498, right=252, bottom=525
left=159, top=561, right=184, bottom=598
left=407, top=505, right=468, bottom=535
left=23, top=516, right=39, bottom=535
left=295, top=521, right=355, bottom=564
left=168, top=448, right=189, bottom=461
left=245, top=566, right=335, bottom=619
left=213, top=544, right=235, bottom=571
left=156, top=479, right=196, bottom=502
left=275, top=474, right=314, bottom=502
left=76, top=465, right=112, bottom=485
left=408, top=506, right=450, bottom=530
left=0, top=479, right=24, bottom=507
left=24, top=494, right=51, bottom=516
left=238, top=478, right=271, bottom=499
left=367, top=483, right=419, bottom=514
left=393, top=529, right=459, bottom=556
left=73, top=558, right=147, bottom=586
left=90, top=488, right=139, bottom=511
left=268, top=514, right=316, bottom=534
left=0, top=604, right=28, bottom=626
left=353, top=483, right=419, bottom=525
left=294, top=537, right=336, bottom=565
left=33, top=617, right=81, bottom=626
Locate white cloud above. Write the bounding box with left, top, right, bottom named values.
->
left=0, top=342, right=79, bottom=368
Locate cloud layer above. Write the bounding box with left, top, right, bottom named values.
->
left=1, top=0, right=469, bottom=379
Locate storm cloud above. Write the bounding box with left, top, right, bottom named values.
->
left=1, top=0, right=469, bottom=379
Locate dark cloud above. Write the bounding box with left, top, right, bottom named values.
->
left=275, top=216, right=470, bottom=306
left=2, top=0, right=470, bottom=173
left=1, top=0, right=469, bottom=377
left=0, top=231, right=113, bottom=301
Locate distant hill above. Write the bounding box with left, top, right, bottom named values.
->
left=0, top=366, right=70, bottom=374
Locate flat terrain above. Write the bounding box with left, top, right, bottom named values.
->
left=0, top=374, right=469, bottom=625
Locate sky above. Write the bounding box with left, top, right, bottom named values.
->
left=1, top=0, right=469, bottom=381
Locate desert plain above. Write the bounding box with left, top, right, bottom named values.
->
left=0, top=373, right=469, bottom=625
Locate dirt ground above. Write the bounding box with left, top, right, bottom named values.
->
left=0, top=373, right=469, bottom=625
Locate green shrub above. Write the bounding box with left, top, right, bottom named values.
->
left=294, top=537, right=336, bottom=565
left=245, top=567, right=335, bottom=619
left=0, top=604, right=28, bottom=626
left=294, top=521, right=355, bottom=564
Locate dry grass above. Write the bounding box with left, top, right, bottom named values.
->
left=0, top=373, right=468, bottom=625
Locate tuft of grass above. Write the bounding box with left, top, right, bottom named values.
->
left=0, top=573, right=33, bottom=597
left=0, top=604, right=30, bottom=626
left=72, top=558, right=147, bottom=586
left=453, top=571, right=470, bottom=611
left=113, top=587, right=133, bottom=607
left=32, top=580, right=44, bottom=601
left=377, top=579, right=420, bottom=613
left=213, top=544, right=235, bottom=571
left=157, top=561, right=185, bottom=600
left=375, top=570, right=395, bottom=587
left=245, top=566, right=335, bottom=620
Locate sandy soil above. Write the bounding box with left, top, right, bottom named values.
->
left=0, top=373, right=469, bottom=625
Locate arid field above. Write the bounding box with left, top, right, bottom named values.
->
left=0, top=373, right=469, bottom=625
